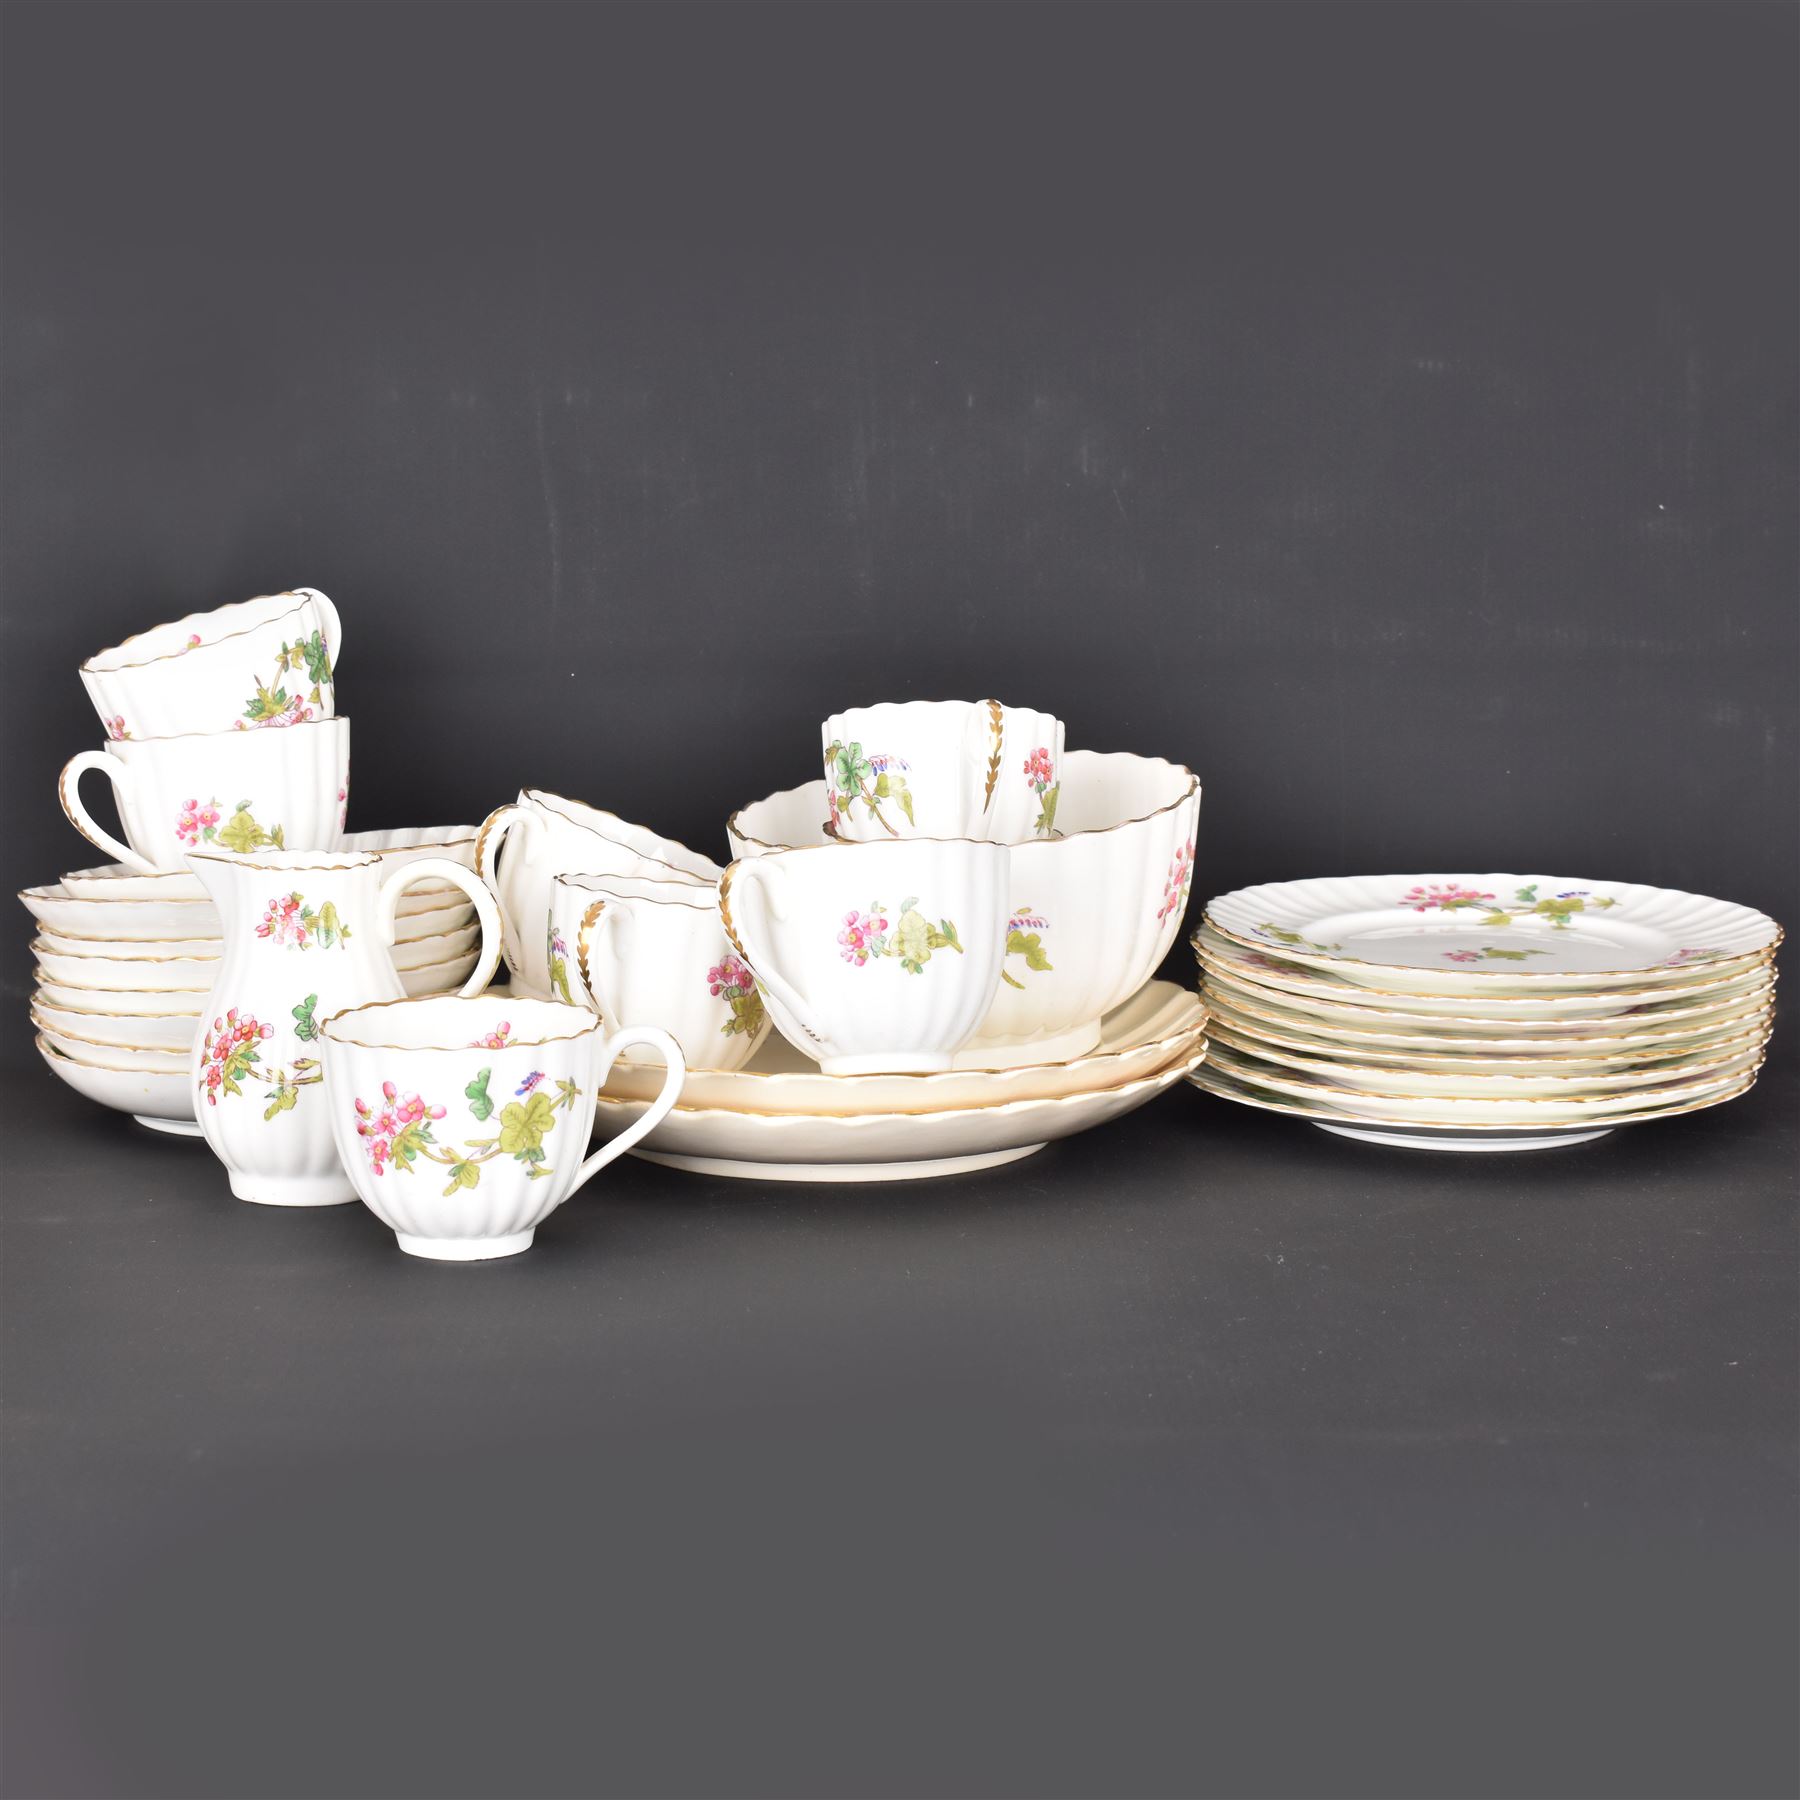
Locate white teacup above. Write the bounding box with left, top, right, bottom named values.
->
left=81, top=589, right=342, bottom=742
left=478, top=791, right=719, bottom=997
left=720, top=838, right=1011, bottom=1074
left=320, top=994, right=684, bottom=1261
left=551, top=872, right=771, bottom=1072
left=59, top=717, right=350, bottom=876
left=823, top=700, right=1066, bottom=844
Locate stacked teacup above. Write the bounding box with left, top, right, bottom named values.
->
left=28, top=591, right=483, bottom=1131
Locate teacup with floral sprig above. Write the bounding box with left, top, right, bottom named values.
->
left=550, top=871, right=771, bottom=1072
left=80, top=589, right=341, bottom=742
left=822, top=700, right=1065, bottom=845
left=320, top=993, right=684, bottom=1260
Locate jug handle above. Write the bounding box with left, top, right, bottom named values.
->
left=58, top=751, right=156, bottom=874
left=475, top=802, right=540, bottom=889
left=377, top=857, right=504, bottom=997
left=718, top=860, right=830, bottom=1055
left=568, top=1025, right=686, bottom=1193
left=290, top=587, right=343, bottom=675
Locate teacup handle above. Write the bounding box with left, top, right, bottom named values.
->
left=574, top=897, right=617, bottom=1013
left=58, top=751, right=157, bottom=875
left=377, top=857, right=504, bottom=998
left=719, top=860, right=831, bottom=1055
left=569, top=1025, right=686, bottom=1191
left=291, top=587, right=343, bottom=673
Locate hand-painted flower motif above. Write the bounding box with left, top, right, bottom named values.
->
left=104, top=715, right=129, bottom=741
left=825, top=741, right=914, bottom=835
left=839, top=898, right=962, bottom=974
left=255, top=891, right=351, bottom=950
left=545, top=915, right=573, bottom=1004
left=356, top=1068, right=582, bottom=1194
left=1021, top=747, right=1060, bottom=836
left=1441, top=945, right=1551, bottom=963
left=708, top=953, right=766, bottom=1038
left=472, top=1023, right=513, bottom=1049
left=185, top=633, right=203, bottom=651
left=176, top=797, right=283, bottom=854
left=199, top=1007, right=275, bottom=1105
left=1401, top=884, right=1496, bottom=912
left=1000, top=909, right=1053, bottom=989
left=1156, top=840, right=1195, bottom=924
left=1254, top=921, right=1343, bottom=953
left=239, top=630, right=334, bottom=729
left=1662, top=947, right=1729, bottom=966
left=516, top=1069, right=545, bottom=1096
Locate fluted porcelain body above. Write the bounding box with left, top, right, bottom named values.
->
left=186, top=849, right=502, bottom=1206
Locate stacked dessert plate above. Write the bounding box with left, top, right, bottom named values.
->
left=1190, top=874, right=1780, bottom=1151
left=27, top=827, right=486, bottom=1133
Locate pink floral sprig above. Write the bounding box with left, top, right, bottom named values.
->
left=354, top=1080, right=447, bottom=1176
left=708, top=954, right=756, bottom=999
left=838, top=907, right=888, bottom=966
left=472, top=1022, right=513, bottom=1049
left=174, top=798, right=221, bottom=849
left=1401, top=884, right=1495, bottom=912
left=1022, top=746, right=1055, bottom=791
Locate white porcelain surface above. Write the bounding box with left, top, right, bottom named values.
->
left=551, top=872, right=771, bottom=1071
left=31, top=996, right=200, bottom=1053
left=186, top=849, right=501, bottom=1207
left=478, top=791, right=717, bottom=996
left=1207, top=873, right=1782, bottom=989
left=21, top=878, right=474, bottom=943
left=1196, top=928, right=1775, bottom=1022
left=722, top=838, right=1011, bottom=1074
left=822, top=699, right=1065, bottom=843
left=33, top=973, right=206, bottom=1017
left=32, top=938, right=218, bottom=992
left=80, top=588, right=340, bottom=741
left=401, top=952, right=480, bottom=998
left=59, top=716, right=350, bottom=875
left=320, top=994, right=684, bottom=1259
left=35, top=1017, right=189, bottom=1071
left=730, top=751, right=1202, bottom=1067
left=600, top=979, right=1206, bottom=1113
left=36, top=1035, right=198, bottom=1124
left=590, top=1040, right=1204, bottom=1182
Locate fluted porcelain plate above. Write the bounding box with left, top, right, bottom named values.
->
left=1202, top=1038, right=1763, bottom=1125
left=1206, top=874, right=1780, bottom=992
left=600, top=981, right=1203, bottom=1114
left=589, top=1042, right=1206, bottom=1182
left=1190, top=1059, right=1760, bottom=1152
left=35, top=1034, right=197, bottom=1125
left=1196, top=928, right=1775, bottom=1022
left=1203, top=990, right=1776, bottom=1072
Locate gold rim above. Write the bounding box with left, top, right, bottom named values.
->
left=1192, top=1063, right=1762, bottom=1133
left=1201, top=898, right=1785, bottom=983
left=36, top=1032, right=194, bottom=1078
left=186, top=848, right=376, bottom=874
left=319, top=991, right=602, bottom=1052
left=32, top=936, right=218, bottom=965
left=1204, top=1017, right=1772, bottom=1089
left=30, top=988, right=203, bottom=1021
left=81, top=592, right=315, bottom=675
left=31, top=1006, right=191, bottom=1061
left=19, top=882, right=210, bottom=908
left=522, top=790, right=715, bottom=879
left=729, top=752, right=1201, bottom=853
left=1204, top=1039, right=1767, bottom=1110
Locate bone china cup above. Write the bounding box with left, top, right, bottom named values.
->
left=729, top=750, right=1203, bottom=1067
left=320, top=995, right=685, bottom=1260
left=550, top=872, right=772, bottom=1072
left=478, top=790, right=718, bottom=997
left=823, top=700, right=1066, bottom=844
left=720, top=839, right=1011, bottom=1074
left=81, top=588, right=342, bottom=741
left=58, top=717, right=350, bottom=875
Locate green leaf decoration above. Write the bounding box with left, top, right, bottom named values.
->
left=1035, top=783, right=1059, bottom=836
left=215, top=808, right=267, bottom=854
left=315, top=901, right=348, bottom=947
left=1006, top=929, right=1053, bottom=972
left=1515, top=884, right=1539, bottom=904
left=465, top=1067, right=494, bottom=1122
left=894, top=778, right=915, bottom=826
left=548, top=954, right=572, bottom=1004
left=291, top=994, right=320, bottom=1042
left=302, top=630, right=333, bottom=687
left=497, top=1091, right=556, bottom=1158
left=551, top=1077, right=581, bottom=1113
left=442, top=1160, right=481, bottom=1196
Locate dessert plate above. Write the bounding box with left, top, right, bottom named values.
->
left=30, top=997, right=199, bottom=1054
left=1204, top=1019, right=1770, bottom=1099
left=589, top=1043, right=1205, bottom=1182
left=1202, top=1038, right=1763, bottom=1125
left=1189, top=1060, right=1760, bottom=1152
left=1196, top=931, right=1775, bottom=1021
left=1198, top=982, right=1776, bottom=1058
left=599, top=981, right=1204, bottom=1113
left=1202, top=990, right=1775, bottom=1072
left=1206, top=874, right=1780, bottom=990
left=35, top=1034, right=197, bottom=1127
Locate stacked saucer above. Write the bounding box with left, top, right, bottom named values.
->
left=27, top=827, right=485, bottom=1132
left=1190, top=874, right=1779, bottom=1151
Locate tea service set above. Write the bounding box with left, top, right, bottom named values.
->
left=24, top=590, right=1780, bottom=1256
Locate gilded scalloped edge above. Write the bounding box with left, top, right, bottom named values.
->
left=317, top=990, right=600, bottom=1052
left=81, top=591, right=314, bottom=674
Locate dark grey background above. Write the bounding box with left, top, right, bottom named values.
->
left=2, top=3, right=1796, bottom=1796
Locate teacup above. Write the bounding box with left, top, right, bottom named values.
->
left=720, top=838, right=1011, bottom=1073
left=478, top=790, right=718, bottom=997
left=823, top=700, right=1066, bottom=843
left=551, top=872, right=771, bottom=1071
left=81, top=589, right=342, bottom=741
left=59, top=717, right=350, bottom=875
left=321, top=994, right=685, bottom=1261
